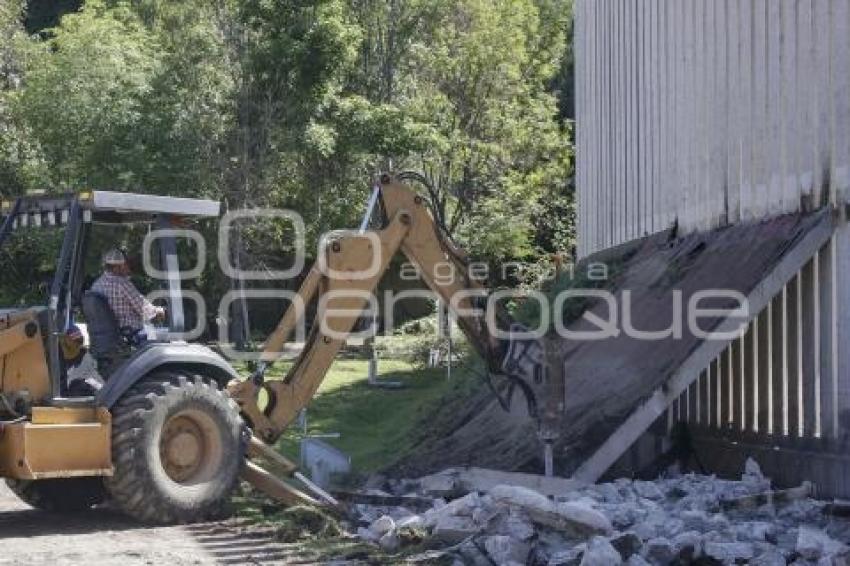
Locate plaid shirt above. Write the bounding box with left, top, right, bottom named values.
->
left=91, top=272, right=158, bottom=330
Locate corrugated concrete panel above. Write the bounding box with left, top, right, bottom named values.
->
left=649, top=220, right=850, bottom=497
left=575, top=0, right=850, bottom=257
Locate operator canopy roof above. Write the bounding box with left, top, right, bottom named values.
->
left=1, top=191, right=220, bottom=227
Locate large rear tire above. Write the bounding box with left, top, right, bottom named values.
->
left=105, top=371, right=245, bottom=524
left=5, top=477, right=105, bottom=512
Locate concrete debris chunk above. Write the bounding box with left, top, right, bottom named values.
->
left=611, top=505, right=641, bottom=530
left=741, top=458, right=771, bottom=492
left=490, top=485, right=612, bottom=536
left=471, top=497, right=501, bottom=526
left=431, top=514, right=479, bottom=544
left=555, top=502, right=614, bottom=536
left=500, top=509, right=536, bottom=541
left=733, top=520, right=776, bottom=543
left=455, top=537, right=494, bottom=566
left=417, top=470, right=460, bottom=497
left=579, top=536, right=622, bottom=566
left=750, top=546, right=787, bottom=566
left=548, top=544, right=586, bottom=566
left=743, top=457, right=763, bottom=480
left=590, top=482, right=622, bottom=504
left=643, top=537, right=675, bottom=565
left=378, top=530, right=400, bottom=552
left=703, top=541, right=755, bottom=563
left=671, top=530, right=702, bottom=561
left=357, top=526, right=379, bottom=543
left=423, top=492, right=482, bottom=528
left=369, top=514, right=396, bottom=538
left=633, top=481, right=665, bottom=501
left=482, top=535, right=530, bottom=565
left=796, top=526, right=849, bottom=561
left=609, top=531, right=642, bottom=560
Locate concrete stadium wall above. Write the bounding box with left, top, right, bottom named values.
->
left=575, top=0, right=850, bottom=258
left=573, top=0, right=850, bottom=496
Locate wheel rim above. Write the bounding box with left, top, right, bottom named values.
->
left=159, top=409, right=223, bottom=485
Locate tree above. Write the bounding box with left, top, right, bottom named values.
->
left=10, top=1, right=238, bottom=198
left=0, top=0, right=47, bottom=196
left=12, top=2, right=162, bottom=190
left=322, top=0, right=575, bottom=268
left=399, top=0, right=573, bottom=264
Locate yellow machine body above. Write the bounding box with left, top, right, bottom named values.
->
left=0, top=407, right=111, bottom=479
left=0, top=309, right=51, bottom=404
left=0, top=309, right=112, bottom=480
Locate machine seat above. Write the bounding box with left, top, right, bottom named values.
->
left=81, top=291, right=127, bottom=376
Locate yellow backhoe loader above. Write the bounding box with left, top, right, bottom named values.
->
left=0, top=174, right=546, bottom=523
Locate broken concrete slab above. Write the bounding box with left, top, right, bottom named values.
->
left=609, top=531, right=642, bottom=560
left=548, top=544, right=586, bottom=566
left=497, top=509, right=536, bottom=541
left=703, top=541, right=755, bottom=563
left=417, top=466, right=585, bottom=498
left=579, top=536, right=621, bottom=566
left=671, top=530, right=702, bottom=562
left=489, top=484, right=612, bottom=536
left=431, top=514, right=479, bottom=544
left=632, top=481, right=664, bottom=501
left=482, top=535, right=530, bottom=565
left=353, top=464, right=850, bottom=565
left=422, top=492, right=482, bottom=528
left=369, top=514, right=396, bottom=538
left=378, top=530, right=400, bottom=552
left=643, top=537, right=675, bottom=564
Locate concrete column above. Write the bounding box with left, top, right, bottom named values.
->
left=818, top=238, right=838, bottom=438
left=771, top=292, right=786, bottom=436
left=744, top=318, right=757, bottom=432
left=800, top=257, right=819, bottom=437
left=757, top=301, right=773, bottom=434
left=832, top=222, right=850, bottom=444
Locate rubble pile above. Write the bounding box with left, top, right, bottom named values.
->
left=352, top=460, right=850, bottom=565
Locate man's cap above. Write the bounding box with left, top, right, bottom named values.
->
left=103, top=249, right=127, bottom=266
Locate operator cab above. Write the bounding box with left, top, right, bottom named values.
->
left=0, top=191, right=220, bottom=401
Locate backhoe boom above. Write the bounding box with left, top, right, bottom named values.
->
left=230, top=175, right=522, bottom=444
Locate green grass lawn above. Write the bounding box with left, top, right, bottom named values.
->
left=236, top=357, right=481, bottom=474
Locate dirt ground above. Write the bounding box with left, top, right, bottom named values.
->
left=0, top=483, right=308, bottom=566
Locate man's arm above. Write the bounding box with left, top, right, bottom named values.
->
left=119, top=278, right=164, bottom=322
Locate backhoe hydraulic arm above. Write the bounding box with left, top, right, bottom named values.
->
left=229, top=175, right=538, bottom=445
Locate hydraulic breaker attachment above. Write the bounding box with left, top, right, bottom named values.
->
left=241, top=434, right=340, bottom=509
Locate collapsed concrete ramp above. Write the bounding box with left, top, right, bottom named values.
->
left=400, top=209, right=836, bottom=481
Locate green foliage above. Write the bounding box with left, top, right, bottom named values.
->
left=0, top=0, right=575, bottom=309
left=0, top=228, right=63, bottom=306
left=11, top=0, right=233, bottom=195
left=13, top=2, right=161, bottom=189
left=376, top=313, right=471, bottom=367
left=271, top=506, right=341, bottom=542
left=0, top=0, right=48, bottom=195
left=392, top=0, right=573, bottom=264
